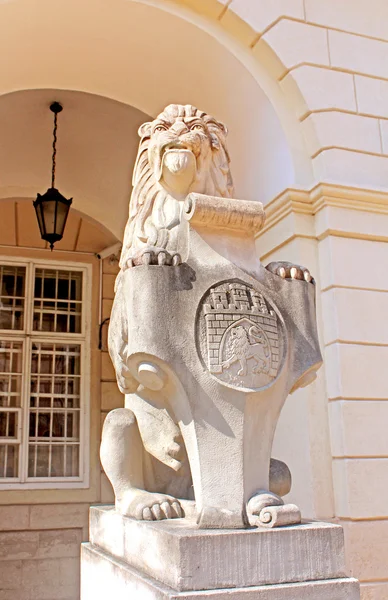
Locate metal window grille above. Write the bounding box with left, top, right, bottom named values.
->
left=28, top=342, right=81, bottom=478
left=0, top=340, right=23, bottom=477
left=0, top=260, right=89, bottom=486
left=33, top=269, right=82, bottom=334
left=0, top=265, right=26, bottom=330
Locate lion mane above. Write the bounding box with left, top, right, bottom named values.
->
left=120, top=104, right=234, bottom=269
left=227, top=327, right=251, bottom=361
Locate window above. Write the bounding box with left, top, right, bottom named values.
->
left=0, top=260, right=90, bottom=488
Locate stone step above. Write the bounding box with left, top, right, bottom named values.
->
left=81, top=542, right=359, bottom=600
left=89, top=506, right=349, bottom=592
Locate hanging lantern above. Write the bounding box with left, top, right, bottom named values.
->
left=33, top=102, right=72, bottom=250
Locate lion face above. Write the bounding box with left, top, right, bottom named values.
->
left=228, top=327, right=250, bottom=360
left=230, top=327, right=246, bottom=340
left=138, top=104, right=228, bottom=199
left=230, top=327, right=249, bottom=347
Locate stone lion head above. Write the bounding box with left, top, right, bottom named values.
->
left=120, top=104, right=234, bottom=266
left=228, top=326, right=250, bottom=354
left=230, top=326, right=248, bottom=342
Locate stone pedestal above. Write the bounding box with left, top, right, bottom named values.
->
left=81, top=506, right=359, bottom=599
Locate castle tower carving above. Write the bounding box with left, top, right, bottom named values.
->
left=202, top=282, right=280, bottom=382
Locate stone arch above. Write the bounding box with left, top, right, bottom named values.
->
left=0, top=0, right=315, bottom=240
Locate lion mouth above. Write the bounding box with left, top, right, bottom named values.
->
left=162, top=141, right=191, bottom=154
left=162, top=148, right=195, bottom=175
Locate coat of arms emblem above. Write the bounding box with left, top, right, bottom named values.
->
left=198, top=281, right=282, bottom=390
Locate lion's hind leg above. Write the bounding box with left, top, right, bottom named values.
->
left=237, top=357, right=247, bottom=376
left=100, top=407, right=184, bottom=521
left=251, top=354, right=267, bottom=375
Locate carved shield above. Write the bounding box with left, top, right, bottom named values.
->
left=197, top=281, right=284, bottom=391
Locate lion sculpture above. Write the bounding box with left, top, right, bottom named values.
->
left=103, top=104, right=314, bottom=523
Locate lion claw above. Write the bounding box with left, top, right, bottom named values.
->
left=266, top=261, right=315, bottom=284
left=123, top=248, right=182, bottom=269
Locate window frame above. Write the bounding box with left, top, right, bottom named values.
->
left=0, top=256, right=91, bottom=490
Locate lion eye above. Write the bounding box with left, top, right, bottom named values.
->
left=191, top=124, right=204, bottom=131
left=154, top=125, right=168, bottom=133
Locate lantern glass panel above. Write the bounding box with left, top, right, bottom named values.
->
left=55, top=200, right=70, bottom=237
left=35, top=203, right=45, bottom=236
left=41, top=199, right=57, bottom=236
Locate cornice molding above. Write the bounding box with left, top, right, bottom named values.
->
left=259, top=184, right=388, bottom=237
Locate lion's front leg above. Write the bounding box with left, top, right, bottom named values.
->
left=237, top=357, right=247, bottom=377
left=221, top=353, right=239, bottom=371
left=266, top=261, right=314, bottom=283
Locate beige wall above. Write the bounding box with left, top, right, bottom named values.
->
left=258, top=184, right=388, bottom=600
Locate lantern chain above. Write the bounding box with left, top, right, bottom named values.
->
left=51, top=110, right=58, bottom=189
left=33, top=101, right=71, bottom=252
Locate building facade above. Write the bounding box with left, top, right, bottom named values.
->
left=0, top=1, right=387, bottom=599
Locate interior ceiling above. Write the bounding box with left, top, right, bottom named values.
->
left=0, top=89, right=150, bottom=241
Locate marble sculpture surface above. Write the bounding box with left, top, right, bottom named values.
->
left=101, top=104, right=322, bottom=529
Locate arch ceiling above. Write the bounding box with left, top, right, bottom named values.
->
left=0, top=0, right=313, bottom=239
left=0, top=198, right=118, bottom=253
left=0, top=89, right=149, bottom=240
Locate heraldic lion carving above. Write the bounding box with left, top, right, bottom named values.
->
left=223, top=325, right=271, bottom=377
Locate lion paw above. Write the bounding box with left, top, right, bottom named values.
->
left=124, top=247, right=181, bottom=269
left=117, top=489, right=184, bottom=521
left=266, top=261, right=314, bottom=284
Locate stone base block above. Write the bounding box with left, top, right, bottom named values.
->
left=81, top=543, right=359, bottom=600
left=81, top=506, right=359, bottom=599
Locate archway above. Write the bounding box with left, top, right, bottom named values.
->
left=0, top=0, right=313, bottom=242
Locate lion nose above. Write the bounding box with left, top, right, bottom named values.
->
left=170, top=121, right=189, bottom=135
